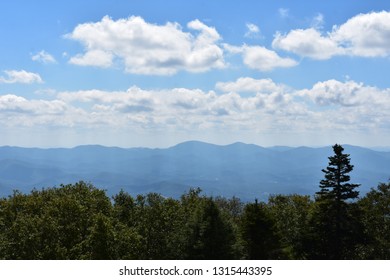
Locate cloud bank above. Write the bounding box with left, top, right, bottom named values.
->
left=1, top=78, right=389, bottom=138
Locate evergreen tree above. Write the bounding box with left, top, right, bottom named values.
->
left=184, top=197, right=235, bottom=259
left=240, top=200, right=282, bottom=259
left=88, top=213, right=115, bottom=260
left=310, top=144, right=361, bottom=259
left=112, top=189, right=135, bottom=227
left=317, top=144, right=359, bottom=201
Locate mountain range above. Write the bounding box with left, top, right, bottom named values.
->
left=0, top=141, right=389, bottom=200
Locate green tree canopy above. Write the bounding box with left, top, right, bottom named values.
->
left=240, top=200, right=282, bottom=259
left=358, top=181, right=390, bottom=259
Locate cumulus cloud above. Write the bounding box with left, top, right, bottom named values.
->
left=299, top=79, right=390, bottom=107
left=273, top=11, right=390, bottom=59
left=224, top=44, right=298, bottom=71
left=0, top=70, right=43, bottom=84
left=241, top=45, right=298, bottom=71
left=273, top=28, right=342, bottom=60
left=297, top=79, right=390, bottom=133
left=56, top=83, right=298, bottom=130
left=66, top=16, right=225, bottom=75
left=216, top=77, right=287, bottom=93
left=31, top=50, right=57, bottom=64
left=0, top=94, right=94, bottom=128
left=69, top=49, right=114, bottom=68
left=331, top=11, right=390, bottom=57
left=0, top=94, right=67, bottom=116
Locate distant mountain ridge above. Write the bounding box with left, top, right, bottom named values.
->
left=0, top=141, right=389, bottom=200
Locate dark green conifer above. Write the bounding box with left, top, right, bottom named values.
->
left=317, top=144, right=359, bottom=201
left=240, top=200, right=282, bottom=259
left=310, top=144, right=361, bottom=259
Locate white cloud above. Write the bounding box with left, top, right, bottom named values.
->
left=299, top=80, right=364, bottom=106
left=245, top=23, right=261, bottom=38
left=31, top=50, right=57, bottom=64
left=66, top=16, right=225, bottom=75
left=56, top=83, right=298, bottom=129
left=222, top=44, right=243, bottom=54
left=216, top=77, right=287, bottom=93
left=273, top=28, right=342, bottom=60
left=0, top=70, right=43, bottom=84
left=69, top=49, right=113, bottom=68
left=299, top=79, right=390, bottom=107
left=297, top=80, right=390, bottom=134
left=273, top=11, right=390, bottom=59
left=331, top=10, right=390, bottom=57
left=0, top=94, right=93, bottom=128
left=225, top=45, right=298, bottom=71
left=0, top=94, right=68, bottom=116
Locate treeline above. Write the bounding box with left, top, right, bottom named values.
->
left=0, top=180, right=388, bottom=260
left=0, top=144, right=389, bottom=259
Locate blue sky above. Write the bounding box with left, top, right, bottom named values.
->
left=1, top=0, right=390, bottom=147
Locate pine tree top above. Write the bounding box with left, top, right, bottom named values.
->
left=316, top=144, right=360, bottom=202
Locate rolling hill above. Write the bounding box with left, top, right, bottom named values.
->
left=0, top=141, right=389, bottom=200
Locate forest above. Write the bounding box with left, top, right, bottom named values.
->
left=0, top=144, right=389, bottom=260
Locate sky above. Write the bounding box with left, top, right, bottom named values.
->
left=1, top=0, right=390, bottom=148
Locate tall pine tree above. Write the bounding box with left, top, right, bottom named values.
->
left=310, top=144, right=361, bottom=259
left=317, top=144, right=359, bottom=202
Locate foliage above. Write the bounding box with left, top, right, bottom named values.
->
left=267, top=194, right=312, bottom=259
left=358, top=182, right=390, bottom=259
left=0, top=181, right=112, bottom=259
left=239, top=200, right=282, bottom=259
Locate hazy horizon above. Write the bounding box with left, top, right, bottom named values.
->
left=1, top=140, right=390, bottom=152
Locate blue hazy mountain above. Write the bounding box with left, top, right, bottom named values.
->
left=0, top=141, right=389, bottom=200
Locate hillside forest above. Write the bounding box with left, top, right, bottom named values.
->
left=0, top=144, right=389, bottom=260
